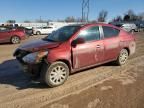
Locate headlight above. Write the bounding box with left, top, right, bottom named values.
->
left=23, top=51, right=48, bottom=64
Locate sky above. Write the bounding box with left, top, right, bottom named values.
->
left=0, top=0, right=144, bottom=23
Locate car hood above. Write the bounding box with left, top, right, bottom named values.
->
left=19, top=39, right=61, bottom=52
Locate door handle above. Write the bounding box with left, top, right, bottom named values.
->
left=96, top=45, right=101, bottom=48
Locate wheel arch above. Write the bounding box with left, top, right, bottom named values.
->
left=36, top=31, right=41, bottom=34
left=56, top=59, right=71, bottom=72
left=11, top=35, right=21, bottom=39
left=123, top=47, right=130, bottom=55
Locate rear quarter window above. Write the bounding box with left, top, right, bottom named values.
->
left=103, top=26, right=120, bottom=38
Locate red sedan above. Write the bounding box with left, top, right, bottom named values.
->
left=0, top=26, right=26, bottom=44
left=14, top=23, right=136, bottom=87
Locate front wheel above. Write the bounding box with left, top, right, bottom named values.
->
left=116, top=49, right=129, bottom=66
left=41, top=62, right=69, bottom=87
left=131, top=29, right=135, bottom=34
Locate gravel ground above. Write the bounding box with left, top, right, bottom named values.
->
left=0, top=33, right=144, bottom=108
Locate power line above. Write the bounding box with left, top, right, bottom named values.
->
left=82, top=0, right=90, bottom=22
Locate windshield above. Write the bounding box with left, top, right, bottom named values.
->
left=46, top=26, right=81, bottom=42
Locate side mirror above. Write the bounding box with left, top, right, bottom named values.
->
left=71, top=38, right=85, bottom=47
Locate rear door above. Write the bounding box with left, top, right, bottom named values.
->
left=102, top=26, right=121, bottom=61
left=47, top=27, right=54, bottom=34
left=42, top=27, right=47, bottom=34
left=72, top=26, right=104, bottom=69
left=44, top=27, right=53, bottom=34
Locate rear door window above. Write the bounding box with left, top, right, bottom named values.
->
left=102, top=26, right=120, bottom=38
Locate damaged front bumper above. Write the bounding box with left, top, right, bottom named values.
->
left=20, top=63, right=43, bottom=77
left=14, top=49, right=48, bottom=77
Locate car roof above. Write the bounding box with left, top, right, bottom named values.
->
left=67, top=23, right=121, bottom=30
left=69, top=23, right=116, bottom=27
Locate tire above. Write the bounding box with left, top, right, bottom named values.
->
left=41, top=61, right=69, bottom=87
left=116, top=49, right=129, bottom=66
left=131, top=29, right=135, bottom=33
left=11, top=36, right=20, bottom=44
left=36, top=31, right=41, bottom=35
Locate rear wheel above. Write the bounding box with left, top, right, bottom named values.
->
left=131, top=29, right=135, bottom=33
left=36, top=31, right=41, bottom=35
left=116, top=49, right=129, bottom=66
left=11, top=36, right=20, bottom=44
left=41, top=61, right=69, bottom=87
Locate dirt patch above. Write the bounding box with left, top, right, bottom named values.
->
left=44, top=58, right=144, bottom=108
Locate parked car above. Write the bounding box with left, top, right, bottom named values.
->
left=14, top=23, right=136, bottom=87
left=136, top=23, right=144, bottom=32
left=7, top=26, right=33, bottom=36
left=110, top=22, right=139, bottom=32
left=140, top=23, right=144, bottom=31
left=17, top=27, right=33, bottom=36
left=113, top=23, right=138, bottom=32
left=33, top=26, right=56, bottom=35
left=0, top=26, right=26, bottom=44
left=121, top=23, right=138, bottom=32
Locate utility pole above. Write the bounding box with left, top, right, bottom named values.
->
left=40, top=16, right=42, bottom=22
left=82, top=0, right=90, bottom=22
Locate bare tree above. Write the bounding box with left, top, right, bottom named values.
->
left=35, top=19, right=48, bottom=23
left=7, top=20, right=16, bottom=24
left=138, top=12, right=144, bottom=21
left=116, top=16, right=123, bottom=22
left=90, top=20, right=97, bottom=23
left=57, top=19, right=65, bottom=22
left=75, top=17, right=83, bottom=22
left=65, top=16, right=75, bottom=22
left=127, top=10, right=135, bottom=16
left=112, top=15, right=123, bottom=22
left=97, top=10, right=108, bottom=22
left=123, top=15, right=130, bottom=21
left=23, top=20, right=31, bottom=23
left=124, top=9, right=138, bottom=21
left=111, top=10, right=144, bottom=22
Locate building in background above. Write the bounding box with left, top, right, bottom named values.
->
left=0, top=22, right=82, bottom=29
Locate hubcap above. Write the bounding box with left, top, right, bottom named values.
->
left=37, top=32, right=40, bottom=35
left=119, top=50, right=128, bottom=64
left=50, top=65, right=67, bottom=85
left=12, top=37, right=19, bottom=43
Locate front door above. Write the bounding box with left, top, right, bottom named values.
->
left=72, top=26, right=104, bottom=69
